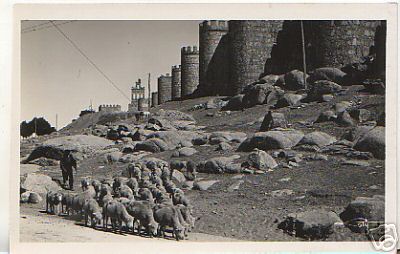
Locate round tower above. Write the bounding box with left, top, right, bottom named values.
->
left=199, top=20, right=230, bottom=96
left=181, top=46, right=199, bottom=97
left=138, top=98, right=147, bottom=111
left=157, top=74, right=172, bottom=104
left=151, top=92, right=158, bottom=107
left=229, top=20, right=283, bottom=95
left=171, top=65, right=181, bottom=100
left=312, top=20, right=381, bottom=68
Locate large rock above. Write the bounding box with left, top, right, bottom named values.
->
left=275, top=93, right=304, bottom=108
left=243, top=149, right=277, bottom=170
left=223, top=94, right=245, bottom=111
left=348, top=109, right=371, bottom=123
left=20, top=164, right=42, bottom=175
left=104, top=151, right=123, bottom=164
left=332, top=101, right=352, bottom=114
left=193, top=180, right=220, bottom=191
left=172, top=147, right=198, bottom=157
left=20, top=191, right=43, bottom=204
left=335, top=111, right=355, bottom=127
left=132, top=129, right=154, bottom=141
left=20, top=173, right=61, bottom=195
left=171, top=170, right=186, bottom=183
left=279, top=210, right=342, bottom=239
left=284, top=70, right=308, bottom=91
left=134, top=138, right=170, bottom=153
left=209, top=131, right=247, bottom=144
left=146, top=131, right=201, bottom=149
left=342, top=126, right=375, bottom=142
left=260, top=111, right=287, bottom=131
left=242, top=84, right=284, bottom=108
left=306, top=80, right=342, bottom=102
left=340, top=195, right=384, bottom=224
left=24, top=135, right=113, bottom=162
left=308, top=67, right=347, bottom=85
left=259, top=74, right=280, bottom=85
left=238, top=130, right=304, bottom=152
left=298, top=131, right=336, bottom=147
left=315, top=111, right=337, bottom=123
left=200, top=155, right=240, bottom=174
left=353, top=127, right=385, bottom=159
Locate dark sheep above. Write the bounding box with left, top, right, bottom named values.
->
left=126, top=200, right=158, bottom=237
left=102, top=200, right=134, bottom=232
left=153, top=205, right=185, bottom=240
left=46, top=191, right=63, bottom=215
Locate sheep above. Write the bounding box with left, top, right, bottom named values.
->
left=125, top=200, right=158, bottom=237
left=61, top=192, right=75, bottom=215
left=126, top=177, right=139, bottom=196
left=83, top=198, right=103, bottom=228
left=172, top=192, right=190, bottom=207
left=46, top=191, right=63, bottom=215
left=112, top=177, right=128, bottom=194
left=81, top=178, right=90, bottom=191
left=101, top=193, right=113, bottom=208
left=70, top=186, right=96, bottom=214
left=164, top=180, right=176, bottom=194
left=91, top=179, right=102, bottom=198
left=150, top=174, right=163, bottom=186
left=98, top=184, right=113, bottom=206
left=176, top=204, right=195, bottom=232
left=139, top=179, right=154, bottom=189
left=138, top=188, right=154, bottom=203
left=116, top=185, right=134, bottom=199
left=127, top=163, right=142, bottom=180
left=115, top=197, right=133, bottom=208
left=155, top=192, right=173, bottom=205
left=153, top=205, right=185, bottom=241
left=102, top=200, right=134, bottom=232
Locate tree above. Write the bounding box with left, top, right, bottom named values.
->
left=20, top=117, right=56, bottom=138
left=20, top=120, right=34, bottom=138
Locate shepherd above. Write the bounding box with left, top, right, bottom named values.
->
left=60, top=150, right=77, bottom=190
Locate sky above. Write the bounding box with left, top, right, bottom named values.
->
left=21, top=20, right=200, bottom=129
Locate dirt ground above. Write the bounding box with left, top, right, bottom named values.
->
left=19, top=84, right=385, bottom=242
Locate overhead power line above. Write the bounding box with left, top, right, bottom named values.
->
left=22, top=21, right=75, bottom=34
left=21, top=21, right=52, bottom=31
left=49, top=20, right=130, bottom=101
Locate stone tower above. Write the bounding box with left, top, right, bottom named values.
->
left=157, top=73, right=172, bottom=104
left=171, top=65, right=181, bottom=100
left=198, top=20, right=230, bottom=96
left=181, top=46, right=199, bottom=98
left=229, top=20, right=283, bottom=95
left=151, top=92, right=158, bottom=107
left=128, top=79, right=145, bottom=111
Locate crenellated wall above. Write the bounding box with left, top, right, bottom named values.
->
left=98, top=104, right=121, bottom=113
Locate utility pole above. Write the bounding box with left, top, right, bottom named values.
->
left=56, top=114, right=58, bottom=131
left=147, top=73, right=151, bottom=109
left=90, top=99, right=94, bottom=131
left=300, top=21, right=307, bottom=90
left=34, top=117, right=37, bottom=136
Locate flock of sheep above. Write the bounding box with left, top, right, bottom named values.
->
left=45, top=160, right=195, bottom=241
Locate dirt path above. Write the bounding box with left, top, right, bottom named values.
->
left=20, top=205, right=235, bottom=242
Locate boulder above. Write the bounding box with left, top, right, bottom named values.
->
left=335, top=111, right=355, bottom=126
left=192, top=134, right=209, bottom=146
left=298, top=132, right=336, bottom=147
left=20, top=191, right=32, bottom=203
left=340, top=195, right=384, bottom=225
left=122, top=145, right=135, bottom=153
left=341, top=126, right=375, bottom=142
left=223, top=94, right=245, bottom=111
left=259, top=74, right=280, bottom=85
left=205, top=98, right=227, bottom=109
left=20, top=173, right=61, bottom=195
left=238, top=130, right=304, bottom=152
left=119, top=154, right=136, bottom=163
left=104, top=151, right=123, bottom=164
left=353, top=127, right=385, bottom=159
left=193, top=180, right=220, bottom=191
left=278, top=210, right=342, bottom=239
left=20, top=164, right=42, bottom=175
left=209, top=131, right=247, bottom=144
left=243, top=149, right=278, bottom=170
left=284, top=70, right=308, bottom=91
left=171, top=170, right=186, bottom=183
left=28, top=192, right=43, bottom=203
left=348, top=109, right=371, bottom=123
left=242, top=84, right=284, bottom=108
left=308, top=67, right=346, bottom=85
left=200, top=155, right=240, bottom=174
left=216, top=142, right=232, bottom=151
left=260, top=111, right=287, bottom=131
left=139, top=157, right=169, bottom=169
left=332, top=101, right=352, bottom=114
left=306, top=80, right=342, bottom=102
left=24, top=135, right=113, bottom=162
left=147, top=117, right=176, bottom=131
left=132, top=129, right=154, bottom=141
left=146, top=131, right=201, bottom=149
left=134, top=138, right=170, bottom=153
left=315, top=111, right=337, bottom=123
left=172, top=147, right=198, bottom=157
left=275, top=93, right=304, bottom=108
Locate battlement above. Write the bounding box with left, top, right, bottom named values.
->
left=200, top=20, right=229, bottom=31
left=172, top=65, right=181, bottom=70
left=98, top=104, right=122, bottom=112
left=181, top=46, right=199, bottom=55
left=159, top=73, right=171, bottom=78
